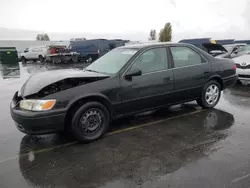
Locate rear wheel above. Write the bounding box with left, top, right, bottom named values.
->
left=70, top=102, right=110, bottom=143
left=38, top=55, right=44, bottom=62
left=197, top=80, right=221, bottom=108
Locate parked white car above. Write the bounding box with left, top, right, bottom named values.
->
left=20, top=46, right=47, bottom=62
left=233, top=53, right=250, bottom=81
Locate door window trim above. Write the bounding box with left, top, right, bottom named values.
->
left=122, top=46, right=169, bottom=77
left=169, top=46, right=208, bottom=69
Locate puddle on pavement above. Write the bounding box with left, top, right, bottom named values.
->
left=0, top=64, right=20, bottom=79
left=17, top=106, right=235, bottom=155
left=223, top=84, right=250, bottom=109
left=16, top=107, right=234, bottom=188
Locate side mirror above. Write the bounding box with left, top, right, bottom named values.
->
left=125, top=68, right=142, bottom=79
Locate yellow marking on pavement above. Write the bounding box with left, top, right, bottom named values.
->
left=107, top=109, right=205, bottom=135
left=0, top=142, right=77, bottom=164
left=0, top=109, right=205, bottom=164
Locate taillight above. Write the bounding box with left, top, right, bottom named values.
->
left=233, top=64, right=237, bottom=70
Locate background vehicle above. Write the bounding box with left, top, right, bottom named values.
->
left=178, top=38, right=228, bottom=57
left=11, top=43, right=237, bottom=143
left=233, top=53, right=250, bottom=81
left=200, top=43, right=228, bottom=57
left=20, top=46, right=47, bottom=62
left=217, top=43, right=250, bottom=58
left=108, top=39, right=127, bottom=50
left=179, top=38, right=250, bottom=59
left=69, top=39, right=110, bottom=62
left=45, top=45, right=79, bottom=63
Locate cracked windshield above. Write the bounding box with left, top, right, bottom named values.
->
left=1, top=0, right=250, bottom=188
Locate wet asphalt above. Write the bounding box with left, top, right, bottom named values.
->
left=1, top=62, right=250, bottom=188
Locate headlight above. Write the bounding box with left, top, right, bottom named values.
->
left=19, top=99, right=56, bottom=111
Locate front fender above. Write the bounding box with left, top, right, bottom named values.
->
left=66, top=93, right=114, bottom=118
left=67, top=93, right=111, bottom=109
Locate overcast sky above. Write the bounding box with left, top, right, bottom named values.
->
left=0, top=0, right=249, bottom=41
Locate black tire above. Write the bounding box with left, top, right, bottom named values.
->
left=71, top=102, right=110, bottom=143
left=236, top=80, right=242, bottom=85
left=38, top=55, right=44, bottom=62
left=196, top=80, right=221, bottom=108
left=70, top=57, right=78, bottom=63
left=21, top=56, right=26, bottom=63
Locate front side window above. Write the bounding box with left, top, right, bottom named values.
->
left=131, top=48, right=167, bottom=74
left=170, top=47, right=202, bottom=68
left=86, top=48, right=138, bottom=75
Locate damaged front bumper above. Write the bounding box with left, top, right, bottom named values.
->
left=10, top=92, right=66, bottom=135
left=11, top=107, right=66, bottom=135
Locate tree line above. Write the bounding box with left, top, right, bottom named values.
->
left=149, top=22, right=172, bottom=42
left=36, top=33, right=50, bottom=41
left=36, top=22, right=172, bottom=42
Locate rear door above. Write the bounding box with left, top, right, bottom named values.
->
left=169, top=46, right=212, bottom=102
left=119, top=47, right=174, bottom=115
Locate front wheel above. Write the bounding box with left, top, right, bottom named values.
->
left=236, top=80, right=242, bottom=85
left=71, top=102, right=110, bottom=143
left=197, top=80, right=221, bottom=108
left=21, top=56, right=26, bottom=63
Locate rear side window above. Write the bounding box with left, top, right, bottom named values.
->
left=170, top=47, right=202, bottom=68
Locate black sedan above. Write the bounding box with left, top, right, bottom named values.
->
left=10, top=43, right=237, bottom=142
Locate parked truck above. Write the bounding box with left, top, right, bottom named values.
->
left=69, top=39, right=110, bottom=62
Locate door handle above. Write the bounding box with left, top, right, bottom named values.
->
left=163, top=77, right=172, bottom=82
left=204, top=70, right=210, bottom=74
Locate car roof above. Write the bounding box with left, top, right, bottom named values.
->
left=118, top=42, right=192, bottom=49
left=224, top=43, right=247, bottom=47
left=29, top=45, right=47, bottom=48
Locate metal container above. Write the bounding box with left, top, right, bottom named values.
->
left=0, top=47, right=20, bottom=78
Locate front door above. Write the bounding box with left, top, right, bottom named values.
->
left=119, top=47, right=174, bottom=115
left=169, top=46, right=212, bottom=102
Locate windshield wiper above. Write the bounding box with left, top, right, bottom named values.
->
left=85, top=69, right=101, bottom=73
left=85, top=69, right=111, bottom=76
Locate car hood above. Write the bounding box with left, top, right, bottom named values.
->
left=233, top=53, right=250, bottom=65
left=202, top=43, right=228, bottom=53
left=20, top=69, right=109, bottom=97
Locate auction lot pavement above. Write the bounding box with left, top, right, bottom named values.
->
left=1, top=63, right=250, bottom=188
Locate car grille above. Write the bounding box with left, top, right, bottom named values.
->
left=236, top=64, right=250, bottom=69
left=238, top=74, right=250, bottom=78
